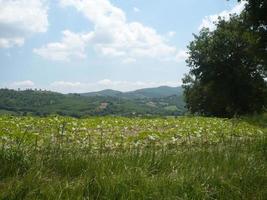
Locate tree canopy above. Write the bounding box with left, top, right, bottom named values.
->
left=239, top=0, right=267, bottom=73
left=183, top=4, right=267, bottom=117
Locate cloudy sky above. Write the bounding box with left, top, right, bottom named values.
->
left=0, top=0, right=245, bottom=93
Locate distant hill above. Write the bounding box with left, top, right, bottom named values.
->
left=0, top=86, right=185, bottom=117
left=81, top=89, right=122, bottom=97
left=81, top=86, right=182, bottom=99
left=124, top=86, right=183, bottom=99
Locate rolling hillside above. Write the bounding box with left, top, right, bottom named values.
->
left=81, top=86, right=182, bottom=99
left=0, top=86, right=185, bottom=117
left=81, top=89, right=122, bottom=97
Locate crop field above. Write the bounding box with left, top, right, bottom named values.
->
left=0, top=115, right=266, bottom=199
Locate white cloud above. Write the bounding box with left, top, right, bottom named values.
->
left=167, top=31, right=176, bottom=37
left=50, top=81, right=82, bottom=87
left=175, top=50, right=188, bottom=63
left=49, top=79, right=181, bottom=93
left=0, top=0, right=48, bottom=48
left=0, top=37, right=24, bottom=48
left=35, top=0, right=182, bottom=62
left=97, top=79, right=113, bottom=86
left=199, top=1, right=246, bottom=31
left=9, top=80, right=35, bottom=89
left=133, top=7, right=140, bottom=13
left=33, top=30, right=93, bottom=61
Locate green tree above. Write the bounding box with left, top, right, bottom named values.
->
left=237, top=0, right=267, bottom=74
left=238, top=0, right=267, bottom=28
left=183, top=15, right=267, bottom=117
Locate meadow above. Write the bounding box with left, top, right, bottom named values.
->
left=0, top=115, right=266, bottom=199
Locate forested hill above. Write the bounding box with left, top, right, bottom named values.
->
left=0, top=87, right=185, bottom=117
left=80, top=86, right=183, bottom=99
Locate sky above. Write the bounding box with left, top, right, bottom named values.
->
left=0, top=0, right=245, bottom=93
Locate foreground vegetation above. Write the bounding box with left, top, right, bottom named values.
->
left=0, top=115, right=266, bottom=199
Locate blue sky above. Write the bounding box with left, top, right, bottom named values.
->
left=0, top=0, right=245, bottom=93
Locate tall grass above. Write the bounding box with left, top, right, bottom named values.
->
left=0, top=137, right=266, bottom=200
left=0, top=115, right=266, bottom=199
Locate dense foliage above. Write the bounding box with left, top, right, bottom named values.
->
left=0, top=115, right=266, bottom=199
left=238, top=0, right=267, bottom=73
left=183, top=4, right=267, bottom=117
left=0, top=89, right=185, bottom=117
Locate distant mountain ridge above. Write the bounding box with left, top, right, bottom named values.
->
left=80, top=86, right=182, bottom=99
left=81, top=89, right=122, bottom=97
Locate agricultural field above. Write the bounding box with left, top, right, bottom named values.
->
left=0, top=115, right=266, bottom=199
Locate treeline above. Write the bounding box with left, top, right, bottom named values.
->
left=0, top=89, right=185, bottom=117
left=183, top=0, right=267, bottom=117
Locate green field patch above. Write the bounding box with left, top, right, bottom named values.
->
left=0, top=115, right=266, bottom=199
